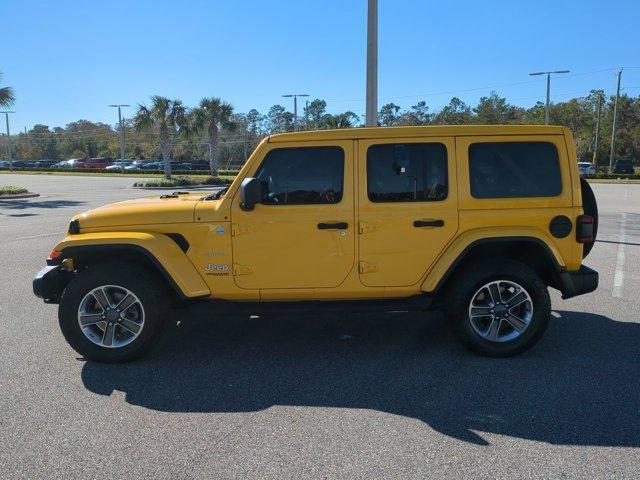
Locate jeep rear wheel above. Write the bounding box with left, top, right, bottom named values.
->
left=58, top=262, right=170, bottom=363
left=446, top=260, right=551, bottom=357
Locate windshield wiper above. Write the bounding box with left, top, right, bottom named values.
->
left=204, top=185, right=229, bottom=200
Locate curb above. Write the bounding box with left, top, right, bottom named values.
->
left=586, top=179, right=640, bottom=184
left=0, top=192, right=40, bottom=199
left=131, top=185, right=227, bottom=190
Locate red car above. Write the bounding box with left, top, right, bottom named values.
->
left=84, top=157, right=115, bottom=169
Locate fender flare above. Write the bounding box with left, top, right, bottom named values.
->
left=53, top=232, right=211, bottom=299
left=421, top=229, right=566, bottom=294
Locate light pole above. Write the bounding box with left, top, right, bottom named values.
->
left=1, top=111, right=15, bottom=171
left=592, top=92, right=603, bottom=166
left=365, top=0, right=378, bottom=127
left=282, top=94, right=309, bottom=131
left=109, top=104, right=130, bottom=172
left=529, top=70, right=570, bottom=124
left=609, top=68, right=623, bottom=173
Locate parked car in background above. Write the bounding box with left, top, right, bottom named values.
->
left=0, top=160, right=10, bottom=168
left=190, top=159, right=211, bottom=170
left=34, top=159, right=58, bottom=168
left=140, top=161, right=162, bottom=170
left=84, top=157, right=114, bottom=169
left=125, top=160, right=149, bottom=171
left=612, top=159, right=634, bottom=174
left=578, top=162, right=596, bottom=176
left=172, top=162, right=191, bottom=172
left=105, top=160, right=133, bottom=171
left=53, top=158, right=87, bottom=168
left=142, top=161, right=191, bottom=171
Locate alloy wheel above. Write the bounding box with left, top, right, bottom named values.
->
left=467, top=280, right=533, bottom=343
left=77, top=285, right=145, bottom=348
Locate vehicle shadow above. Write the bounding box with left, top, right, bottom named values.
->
left=0, top=199, right=86, bottom=210
left=81, top=309, right=640, bottom=447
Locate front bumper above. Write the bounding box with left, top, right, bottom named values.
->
left=32, top=265, right=73, bottom=303
left=559, top=265, right=599, bottom=299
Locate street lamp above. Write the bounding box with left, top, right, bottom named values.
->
left=1, top=111, right=15, bottom=171
left=109, top=104, right=130, bottom=172
left=282, top=94, right=309, bottom=131
left=529, top=70, right=570, bottom=124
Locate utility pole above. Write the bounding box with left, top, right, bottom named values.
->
left=282, top=94, right=309, bottom=131
left=592, top=93, right=603, bottom=166
left=528, top=70, right=570, bottom=124
left=609, top=68, right=623, bottom=172
left=365, top=0, right=378, bottom=127
left=1, top=111, right=15, bottom=171
left=109, top=104, right=130, bottom=172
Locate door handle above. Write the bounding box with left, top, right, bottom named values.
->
left=413, top=219, right=445, bottom=228
left=317, top=222, right=349, bottom=230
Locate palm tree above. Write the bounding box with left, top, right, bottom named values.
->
left=0, top=72, right=15, bottom=108
left=190, top=98, right=236, bottom=176
left=134, top=96, right=186, bottom=179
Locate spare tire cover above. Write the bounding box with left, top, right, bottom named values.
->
left=580, top=177, right=598, bottom=258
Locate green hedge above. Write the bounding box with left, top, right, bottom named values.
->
left=0, top=185, right=29, bottom=195
left=132, top=176, right=233, bottom=188
left=0, top=166, right=240, bottom=176
left=584, top=173, right=640, bottom=180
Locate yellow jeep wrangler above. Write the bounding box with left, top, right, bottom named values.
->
left=33, top=125, right=598, bottom=362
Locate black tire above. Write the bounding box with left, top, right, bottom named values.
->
left=446, top=260, right=551, bottom=357
left=58, top=262, right=170, bottom=363
left=580, top=176, right=598, bottom=258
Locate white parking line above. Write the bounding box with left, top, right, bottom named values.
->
left=10, top=232, right=65, bottom=242
left=612, top=213, right=627, bottom=298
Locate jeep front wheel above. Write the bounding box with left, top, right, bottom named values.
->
left=58, top=262, right=170, bottom=363
left=447, top=260, right=551, bottom=357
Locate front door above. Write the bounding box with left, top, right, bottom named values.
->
left=357, top=137, right=458, bottom=287
left=231, top=141, right=355, bottom=290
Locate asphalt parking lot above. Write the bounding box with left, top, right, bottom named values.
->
left=1, top=174, right=639, bottom=479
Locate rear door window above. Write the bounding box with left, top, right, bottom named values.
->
left=367, top=143, right=448, bottom=202
left=468, top=142, right=562, bottom=198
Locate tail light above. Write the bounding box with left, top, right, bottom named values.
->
left=576, top=215, right=594, bottom=243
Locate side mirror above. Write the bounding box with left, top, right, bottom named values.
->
left=240, top=177, right=267, bottom=211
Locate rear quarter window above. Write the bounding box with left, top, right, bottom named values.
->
left=468, top=142, right=562, bottom=198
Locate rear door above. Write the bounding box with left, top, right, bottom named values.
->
left=357, top=137, right=458, bottom=287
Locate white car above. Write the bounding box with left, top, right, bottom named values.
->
left=578, top=162, right=596, bottom=176
left=105, top=160, right=133, bottom=171
left=125, top=160, right=148, bottom=171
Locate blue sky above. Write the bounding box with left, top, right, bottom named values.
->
left=2, top=0, right=639, bottom=132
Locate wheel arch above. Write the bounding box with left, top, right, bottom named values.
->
left=52, top=232, right=210, bottom=300
left=423, top=236, right=566, bottom=301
